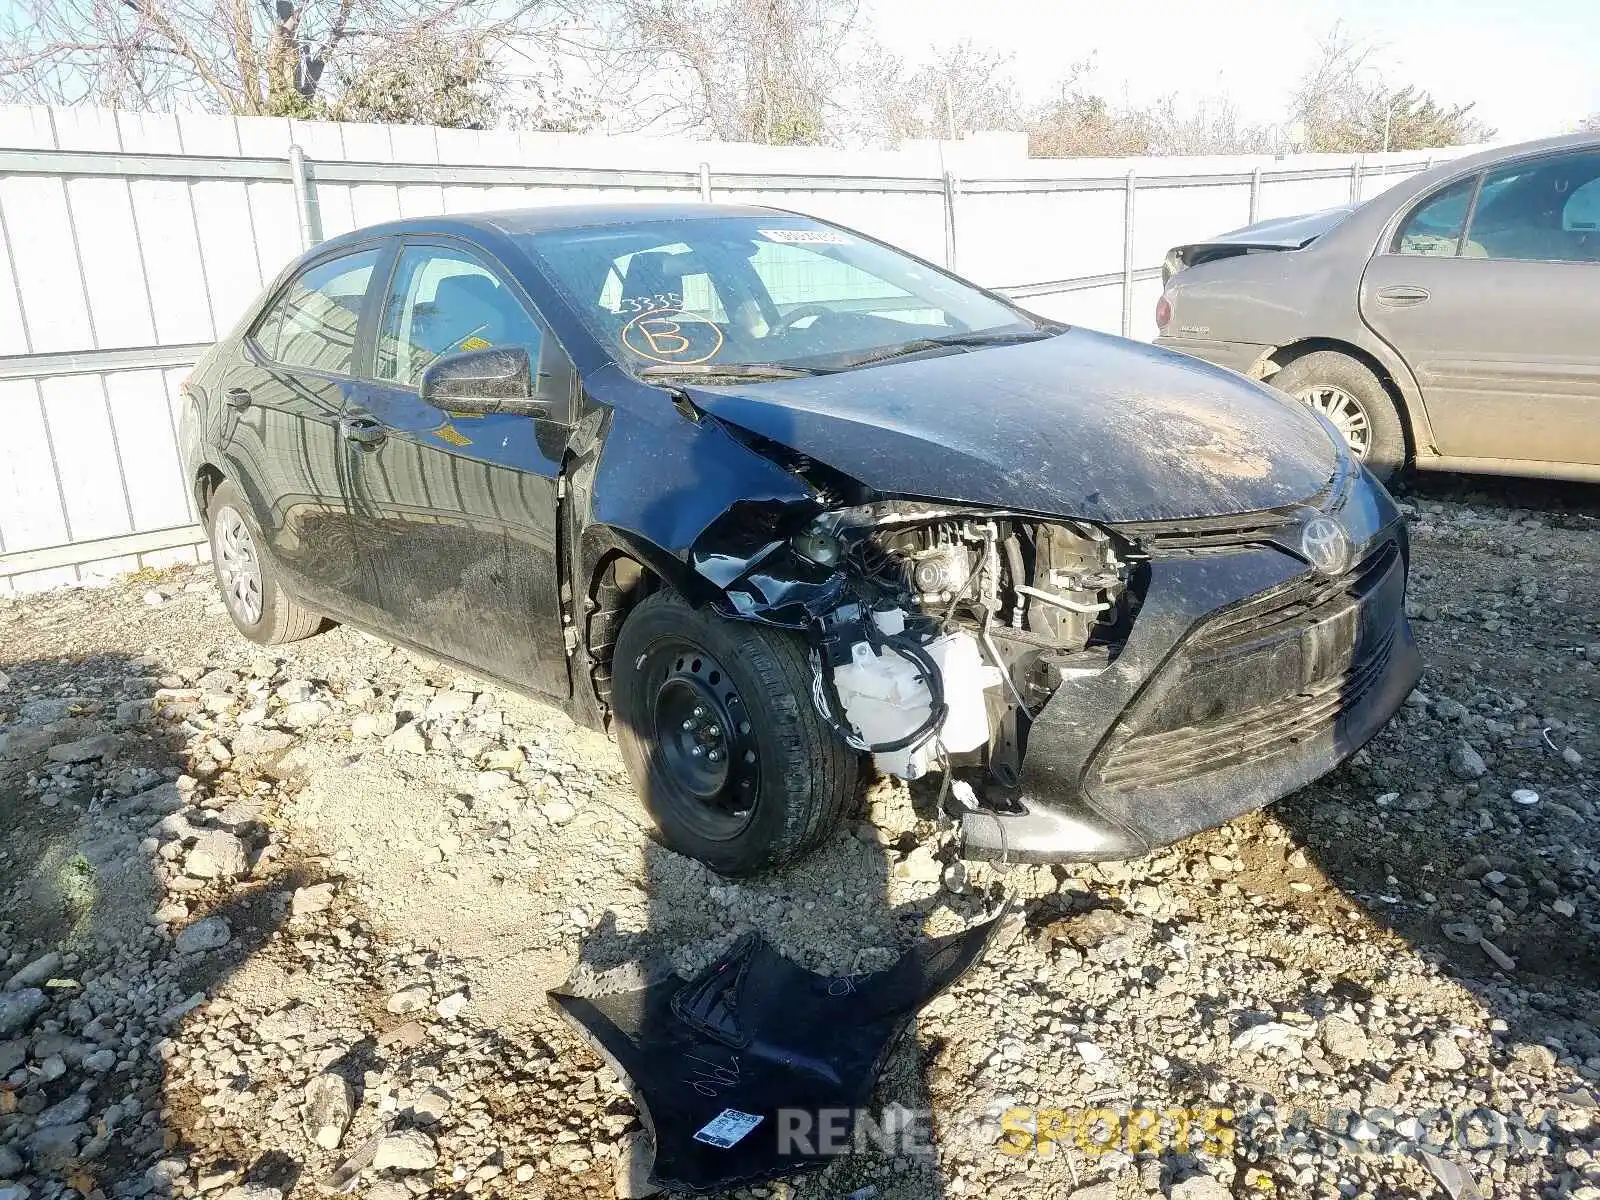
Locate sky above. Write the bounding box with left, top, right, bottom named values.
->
left=870, top=0, right=1600, bottom=142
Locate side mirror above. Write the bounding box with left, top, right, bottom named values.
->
left=420, top=346, right=548, bottom=416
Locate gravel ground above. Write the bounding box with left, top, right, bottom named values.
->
left=1, top=474, right=1597, bottom=1200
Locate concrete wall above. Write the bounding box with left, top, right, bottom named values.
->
left=0, top=104, right=1464, bottom=593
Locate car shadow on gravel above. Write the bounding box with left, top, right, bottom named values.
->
left=0, top=650, right=318, bottom=1198
left=560, top=785, right=968, bottom=1200
left=1257, top=470, right=1600, bottom=1086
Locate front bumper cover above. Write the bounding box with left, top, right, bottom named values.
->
left=961, top=470, right=1421, bottom=862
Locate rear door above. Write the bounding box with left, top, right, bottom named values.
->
left=218, top=244, right=390, bottom=621
left=1360, top=149, right=1600, bottom=465
left=347, top=238, right=575, bottom=698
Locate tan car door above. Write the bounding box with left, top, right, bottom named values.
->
left=1359, top=150, right=1600, bottom=467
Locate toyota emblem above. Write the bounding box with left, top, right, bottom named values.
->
left=1300, top=517, right=1352, bottom=576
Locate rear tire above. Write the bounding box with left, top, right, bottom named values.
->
left=1270, top=351, right=1408, bottom=481
left=612, top=592, right=858, bottom=876
left=205, top=479, right=323, bottom=646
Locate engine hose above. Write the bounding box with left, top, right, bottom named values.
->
left=810, top=653, right=872, bottom=752
left=811, top=634, right=949, bottom=756
left=869, top=633, right=949, bottom=753
left=1015, top=583, right=1110, bottom=615
left=980, top=608, right=1035, bottom=721
left=1002, top=535, right=1027, bottom=629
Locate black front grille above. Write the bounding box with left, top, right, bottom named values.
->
left=1096, top=627, right=1395, bottom=792
left=1121, top=512, right=1299, bottom=553
left=1192, top=539, right=1400, bottom=656
left=1116, top=468, right=1345, bottom=554
left=1091, top=538, right=1402, bottom=794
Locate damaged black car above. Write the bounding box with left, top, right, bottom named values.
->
left=179, top=203, right=1421, bottom=875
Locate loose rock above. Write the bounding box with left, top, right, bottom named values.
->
left=175, top=916, right=233, bottom=954
left=372, top=1130, right=438, bottom=1172
left=303, top=1072, right=354, bottom=1149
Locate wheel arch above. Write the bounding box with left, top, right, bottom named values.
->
left=1257, top=336, right=1436, bottom=457
left=193, top=462, right=226, bottom=522
left=575, top=524, right=719, bottom=729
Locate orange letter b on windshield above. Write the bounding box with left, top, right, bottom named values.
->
left=638, top=316, right=691, bottom=357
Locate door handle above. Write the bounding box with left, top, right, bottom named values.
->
left=226, top=387, right=252, bottom=409
left=339, top=414, right=387, bottom=449
left=1376, top=285, right=1430, bottom=306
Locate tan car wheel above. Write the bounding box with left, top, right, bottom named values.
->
left=1271, top=351, right=1408, bottom=482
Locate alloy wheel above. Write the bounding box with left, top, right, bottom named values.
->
left=213, top=505, right=264, bottom=626
left=1297, top=384, right=1372, bottom=459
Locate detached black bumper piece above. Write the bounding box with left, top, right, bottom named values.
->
left=549, top=914, right=1001, bottom=1194
left=963, top=529, right=1421, bottom=862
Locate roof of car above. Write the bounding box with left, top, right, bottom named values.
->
left=318, top=201, right=790, bottom=252
left=1425, top=131, right=1600, bottom=179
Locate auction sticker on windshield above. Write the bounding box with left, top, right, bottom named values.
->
left=759, top=228, right=852, bottom=245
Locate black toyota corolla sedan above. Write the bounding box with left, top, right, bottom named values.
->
left=179, top=203, right=1420, bottom=875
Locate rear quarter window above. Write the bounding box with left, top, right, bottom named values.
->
left=252, top=248, right=382, bottom=375
left=1393, top=175, right=1479, bottom=256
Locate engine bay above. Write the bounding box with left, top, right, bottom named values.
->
left=793, top=503, right=1139, bottom=788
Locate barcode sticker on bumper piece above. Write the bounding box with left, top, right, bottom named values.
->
left=693, top=1108, right=763, bottom=1148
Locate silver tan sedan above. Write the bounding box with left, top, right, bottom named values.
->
left=1156, top=133, right=1600, bottom=482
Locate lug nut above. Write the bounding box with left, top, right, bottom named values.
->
left=705, top=725, right=721, bottom=738
left=692, top=705, right=707, bottom=718
left=691, top=745, right=705, bottom=758
left=681, top=718, right=697, bottom=730
left=707, top=749, right=723, bottom=763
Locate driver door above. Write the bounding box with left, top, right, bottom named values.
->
left=347, top=238, right=576, bottom=698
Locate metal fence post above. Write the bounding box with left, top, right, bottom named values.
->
left=288, top=144, right=317, bottom=251
left=1121, top=169, right=1136, bottom=338
left=942, top=171, right=960, bottom=271
left=1349, top=158, right=1363, bottom=204
left=1249, top=163, right=1263, bottom=224
left=698, top=161, right=712, bottom=203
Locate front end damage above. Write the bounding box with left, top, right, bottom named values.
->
left=687, top=455, right=1420, bottom=864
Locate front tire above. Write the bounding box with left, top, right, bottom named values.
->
left=612, top=592, right=858, bottom=875
left=205, top=480, right=323, bottom=646
left=1270, top=350, right=1407, bottom=481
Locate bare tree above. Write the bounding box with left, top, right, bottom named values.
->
left=1579, top=113, right=1600, bottom=134
left=1290, top=25, right=1492, bottom=153
left=858, top=39, right=1023, bottom=144
left=1139, top=95, right=1273, bottom=156
left=583, top=0, right=863, bottom=144
left=0, top=0, right=577, bottom=123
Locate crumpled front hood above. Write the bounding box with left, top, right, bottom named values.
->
left=686, top=327, right=1339, bottom=523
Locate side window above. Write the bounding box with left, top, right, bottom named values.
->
left=1468, top=152, right=1600, bottom=263
left=1394, top=176, right=1478, bottom=257
left=376, top=246, right=544, bottom=388
left=252, top=249, right=381, bottom=374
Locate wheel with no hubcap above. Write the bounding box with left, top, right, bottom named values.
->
left=613, top=592, right=859, bottom=875
left=1270, top=350, right=1408, bottom=482
left=205, top=479, right=324, bottom=645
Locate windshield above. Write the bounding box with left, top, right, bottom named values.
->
left=521, top=215, right=1044, bottom=376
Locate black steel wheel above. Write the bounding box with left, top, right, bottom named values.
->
left=648, top=641, right=761, bottom=840
left=613, top=592, right=859, bottom=875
